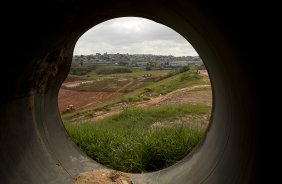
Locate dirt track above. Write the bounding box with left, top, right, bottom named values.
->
left=138, top=84, right=212, bottom=107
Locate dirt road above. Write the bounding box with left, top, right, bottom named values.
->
left=138, top=84, right=212, bottom=107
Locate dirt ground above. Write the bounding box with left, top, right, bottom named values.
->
left=58, top=77, right=136, bottom=113
left=58, top=88, right=123, bottom=113
left=138, top=84, right=212, bottom=107
left=74, top=169, right=132, bottom=184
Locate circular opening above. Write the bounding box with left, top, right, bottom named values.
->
left=0, top=2, right=259, bottom=184
left=58, top=17, right=212, bottom=179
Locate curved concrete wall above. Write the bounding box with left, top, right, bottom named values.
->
left=0, top=1, right=261, bottom=183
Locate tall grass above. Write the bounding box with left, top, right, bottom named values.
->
left=64, top=104, right=209, bottom=173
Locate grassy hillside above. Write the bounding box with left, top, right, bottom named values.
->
left=62, top=67, right=205, bottom=120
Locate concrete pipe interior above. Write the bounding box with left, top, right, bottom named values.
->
left=0, top=1, right=260, bottom=183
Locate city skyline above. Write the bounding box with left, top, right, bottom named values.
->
left=74, top=17, right=199, bottom=57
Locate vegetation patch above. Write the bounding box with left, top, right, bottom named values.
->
left=74, top=78, right=130, bottom=92
left=95, top=67, right=132, bottom=75
left=121, top=68, right=203, bottom=102
left=69, top=64, right=96, bottom=76
left=64, top=104, right=210, bottom=173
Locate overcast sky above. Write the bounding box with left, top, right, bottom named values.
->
left=74, top=17, right=198, bottom=57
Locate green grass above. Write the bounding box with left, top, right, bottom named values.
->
left=120, top=69, right=204, bottom=103
left=95, top=66, right=132, bottom=75
left=74, top=77, right=131, bottom=92
left=64, top=104, right=210, bottom=173
left=75, top=65, right=171, bottom=80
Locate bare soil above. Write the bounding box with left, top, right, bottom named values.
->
left=58, top=77, right=138, bottom=113
left=58, top=88, right=123, bottom=113
left=138, top=84, right=212, bottom=107
left=74, top=169, right=132, bottom=184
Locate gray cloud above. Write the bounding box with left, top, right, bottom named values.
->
left=74, top=17, right=198, bottom=56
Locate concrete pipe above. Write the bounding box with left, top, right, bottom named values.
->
left=0, top=1, right=262, bottom=183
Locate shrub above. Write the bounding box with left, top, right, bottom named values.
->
left=96, top=67, right=132, bottom=75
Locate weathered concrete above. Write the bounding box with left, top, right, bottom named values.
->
left=0, top=1, right=262, bottom=183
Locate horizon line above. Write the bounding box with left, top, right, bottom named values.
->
left=73, top=53, right=199, bottom=57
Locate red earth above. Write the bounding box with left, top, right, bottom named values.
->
left=58, top=87, right=123, bottom=113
